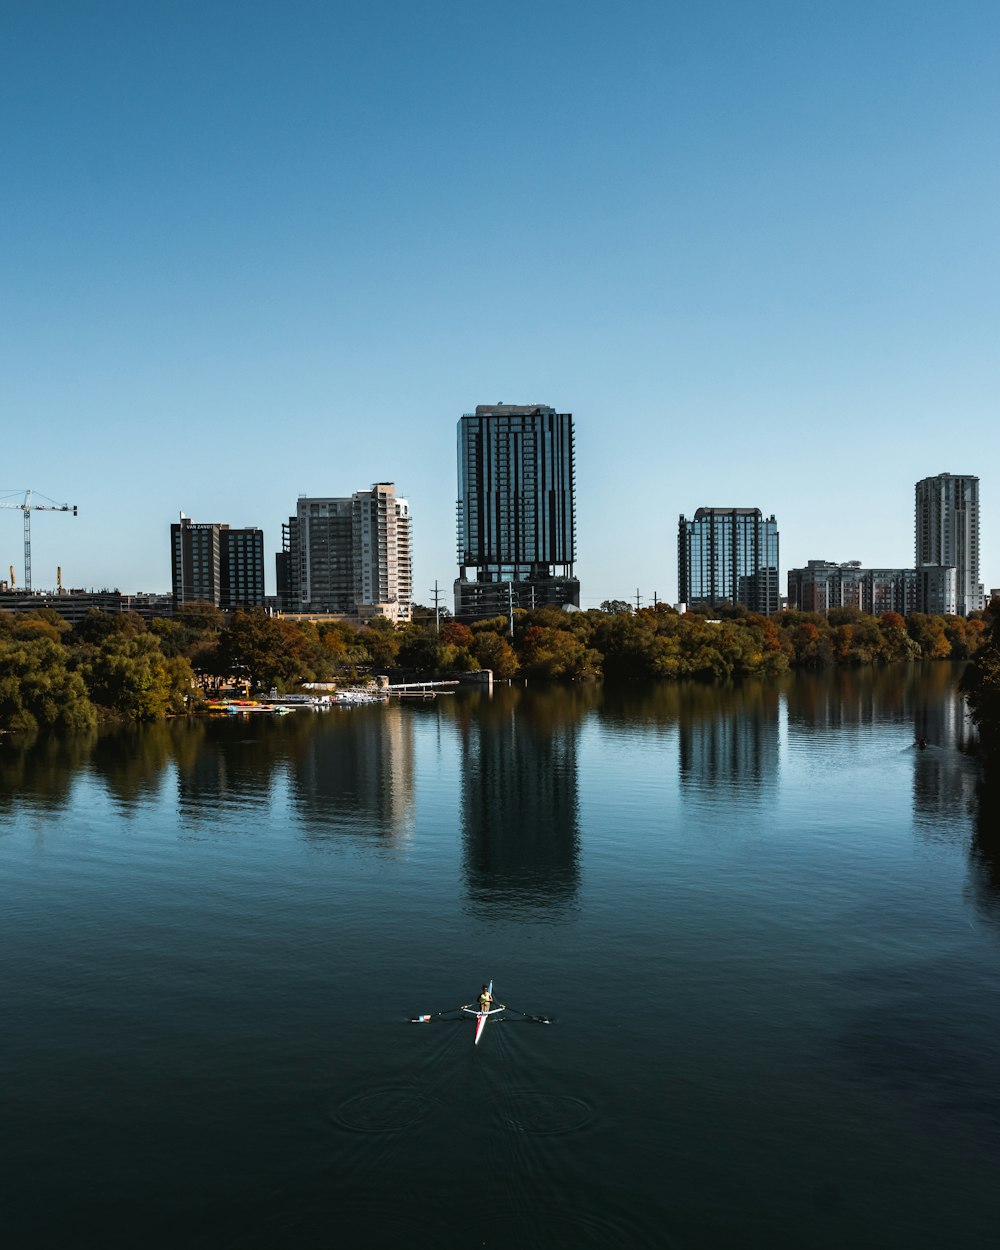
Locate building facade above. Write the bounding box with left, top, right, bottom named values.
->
left=678, top=508, right=779, bottom=615
left=914, top=473, right=983, bottom=615
left=455, top=404, right=578, bottom=618
left=787, top=560, right=917, bottom=616
left=279, top=484, right=412, bottom=622
left=171, top=514, right=264, bottom=611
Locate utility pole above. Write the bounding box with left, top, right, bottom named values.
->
left=430, top=580, right=443, bottom=635
left=635, top=587, right=643, bottom=612
left=508, top=583, right=515, bottom=638
left=653, top=591, right=658, bottom=608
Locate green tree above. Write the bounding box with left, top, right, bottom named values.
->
left=962, top=607, right=1000, bottom=755
left=176, top=600, right=224, bottom=632
left=471, top=630, right=519, bottom=679
left=360, top=617, right=400, bottom=672
left=0, top=637, right=97, bottom=733
left=907, top=613, right=951, bottom=659
left=217, top=611, right=306, bottom=692
left=85, top=633, right=177, bottom=719
left=397, top=627, right=442, bottom=674
left=518, top=625, right=601, bottom=681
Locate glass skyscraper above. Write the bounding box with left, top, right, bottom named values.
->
left=455, top=404, right=578, bottom=618
left=678, top=507, right=779, bottom=615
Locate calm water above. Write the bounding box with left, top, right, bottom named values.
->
left=2, top=665, right=999, bottom=1248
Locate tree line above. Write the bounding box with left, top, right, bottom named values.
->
left=961, top=603, right=1000, bottom=759
left=0, top=599, right=992, bottom=735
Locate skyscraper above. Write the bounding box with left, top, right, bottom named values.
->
left=914, top=473, right=983, bottom=616
left=678, top=508, right=779, bottom=615
left=280, top=483, right=412, bottom=621
left=455, top=404, right=578, bottom=618
left=171, top=514, right=264, bottom=611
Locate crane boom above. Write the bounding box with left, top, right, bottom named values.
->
left=0, top=489, right=77, bottom=592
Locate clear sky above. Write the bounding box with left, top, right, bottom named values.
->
left=3, top=1, right=998, bottom=607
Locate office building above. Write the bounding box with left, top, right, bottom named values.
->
left=280, top=483, right=412, bottom=622
left=171, top=514, right=264, bottom=611
left=455, top=404, right=578, bottom=618
left=678, top=508, right=779, bottom=615
left=914, top=473, right=983, bottom=615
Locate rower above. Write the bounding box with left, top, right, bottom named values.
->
left=478, top=983, right=494, bottom=1013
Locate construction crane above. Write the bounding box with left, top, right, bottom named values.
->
left=0, top=489, right=77, bottom=593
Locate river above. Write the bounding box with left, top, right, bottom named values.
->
left=2, top=664, right=998, bottom=1248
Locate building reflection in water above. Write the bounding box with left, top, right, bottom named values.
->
left=676, top=681, right=780, bottom=804
left=453, top=687, right=582, bottom=915
left=909, top=664, right=979, bottom=836
left=784, top=665, right=915, bottom=733
left=174, top=717, right=285, bottom=828
left=286, top=703, right=415, bottom=844
left=968, top=767, right=1000, bottom=931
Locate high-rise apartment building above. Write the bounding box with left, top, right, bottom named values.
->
left=914, top=473, right=983, bottom=616
left=171, top=514, right=264, bottom=611
left=787, top=560, right=917, bottom=616
left=279, top=483, right=412, bottom=622
left=455, top=404, right=578, bottom=618
left=678, top=508, right=779, bottom=615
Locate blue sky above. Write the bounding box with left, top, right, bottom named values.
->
left=3, top=1, right=998, bottom=606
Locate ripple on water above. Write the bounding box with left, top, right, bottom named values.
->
left=497, top=1089, right=593, bottom=1135
left=495, top=1199, right=668, bottom=1248
left=331, top=1088, right=435, bottom=1133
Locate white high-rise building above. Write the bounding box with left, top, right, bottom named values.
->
left=914, top=473, right=983, bottom=616
left=353, top=483, right=412, bottom=623
left=281, top=483, right=412, bottom=622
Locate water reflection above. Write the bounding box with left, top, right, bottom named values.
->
left=677, top=681, right=779, bottom=804
left=0, top=730, right=97, bottom=816
left=784, top=665, right=917, bottom=729
left=451, top=687, right=581, bottom=914
left=91, top=722, right=178, bottom=810
left=174, top=717, right=286, bottom=828
left=286, top=704, right=415, bottom=842
left=968, top=769, right=1000, bottom=930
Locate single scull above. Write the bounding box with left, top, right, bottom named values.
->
left=473, top=979, right=493, bottom=1045
left=409, top=987, right=550, bottom=1045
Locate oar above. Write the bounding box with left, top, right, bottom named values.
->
left=498, top=1004, right=551, bottom=1024
left=408, top=1006, right=469, bottom=1023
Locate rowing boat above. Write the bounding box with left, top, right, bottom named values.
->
left=409, top=988, right=548, bottom=1040
left=474, top=979, right=493, bottom=1045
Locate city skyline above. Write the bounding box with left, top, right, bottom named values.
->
left=4, top=5, right=998, bottom=604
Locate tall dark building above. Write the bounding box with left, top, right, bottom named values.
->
left=171, top=514, right=264, bottom=611
left=678, top=507, right=779, bottom=615
left=455, top=404, right=578, bottom=618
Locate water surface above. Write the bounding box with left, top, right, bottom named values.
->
left=2, top=665, right=998, bottom=1247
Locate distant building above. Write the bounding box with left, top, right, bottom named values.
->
left=0, top=590, right=174, bottom=624
left=678, top=508, right=779, bottom=615
left=915, top=564, right=957, bottom=616
left=455, top=404, right=578, bottom=618
left=171, top=514, right=264, bottom=611
left=914, top=473, right=983, bottom=615
left=279, top=483, right=412, bottom=622
left=787, top=561, right=917, bottom=616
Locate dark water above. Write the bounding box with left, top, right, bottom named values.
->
left=2, top=665, right=1000, bottom=1248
